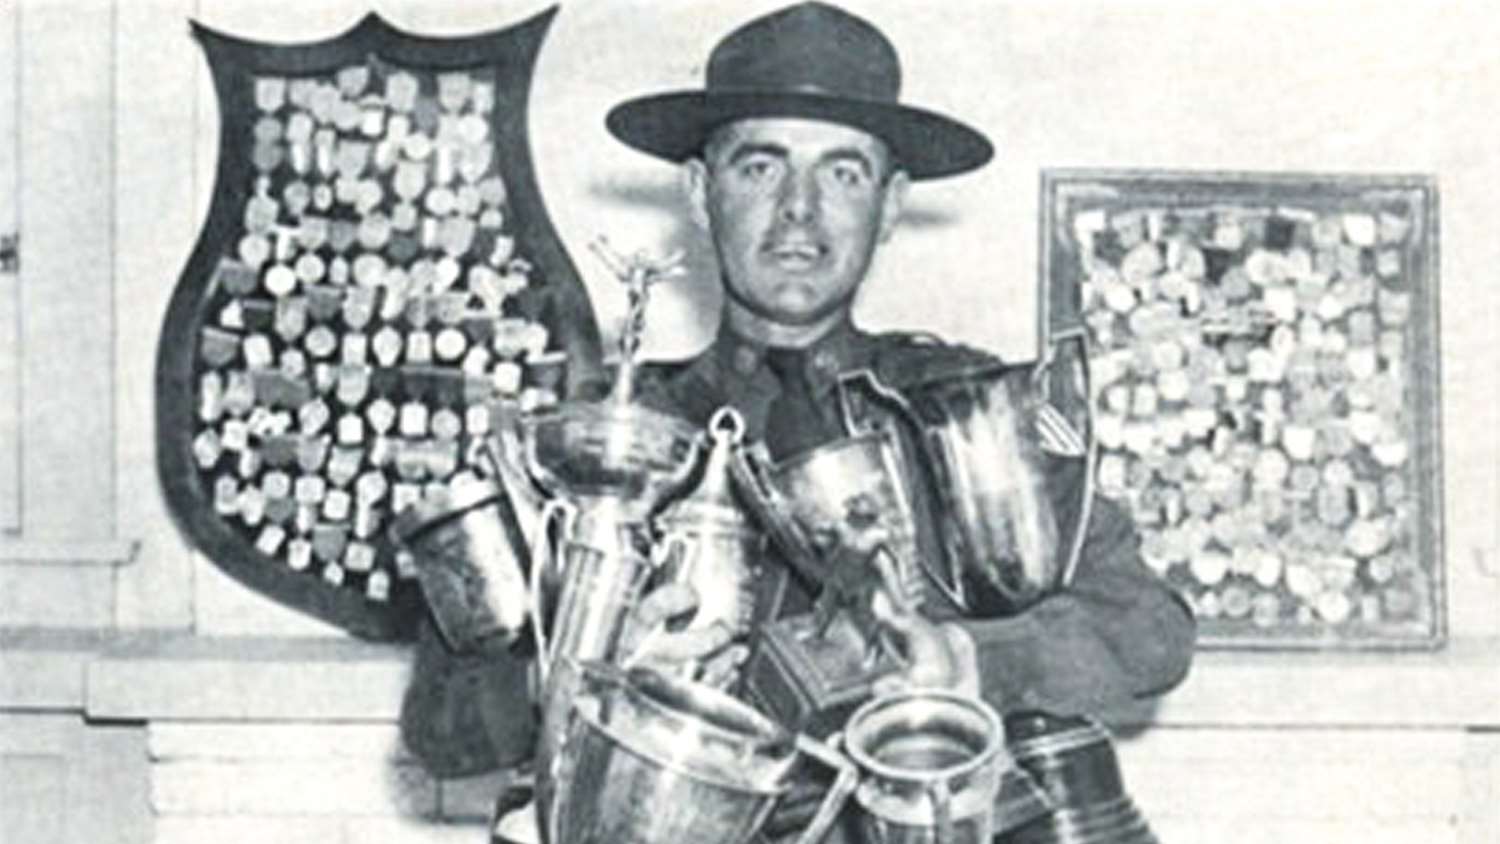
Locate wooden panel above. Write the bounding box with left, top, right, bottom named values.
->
left=18, top=0, right=116, bottom=539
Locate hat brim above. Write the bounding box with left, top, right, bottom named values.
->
left=606, top=90, right=994, bottom=181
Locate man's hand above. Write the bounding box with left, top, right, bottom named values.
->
left=617, top=581, right=749, bottom=688
left=870, top=586, right=981, bottom=698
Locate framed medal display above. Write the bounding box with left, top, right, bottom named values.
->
left=155, top=8, right=602, bottom=640
left=1041, top=169, right=1443, bottom=649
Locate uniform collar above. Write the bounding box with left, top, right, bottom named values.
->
left=712, top=319, right=876, bottom=397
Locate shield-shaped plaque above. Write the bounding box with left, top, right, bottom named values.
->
left=157, top=8, right=601, bottom=639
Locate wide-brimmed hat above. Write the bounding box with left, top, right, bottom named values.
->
left=606, top=2, right=994, bottom=180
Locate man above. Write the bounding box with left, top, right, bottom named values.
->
left=402, top=1, right=1195, bottom=839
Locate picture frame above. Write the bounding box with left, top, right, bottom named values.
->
left=1040, top=169, right=1443, bottom=649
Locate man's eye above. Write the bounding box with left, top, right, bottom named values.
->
left=739, top=159, right=777, bottom=180
left=829, top=163, right=868, bottom=188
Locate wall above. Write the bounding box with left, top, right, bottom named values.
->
left=3, top=1, right=1500, bottom=842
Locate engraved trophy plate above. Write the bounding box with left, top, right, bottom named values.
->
left=156, top=9, right=602, bottom=639
left=1042, top=170, right=1442, bottom=649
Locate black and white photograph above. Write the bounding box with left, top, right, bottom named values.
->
left=0, top=2, right=1496, bottom=842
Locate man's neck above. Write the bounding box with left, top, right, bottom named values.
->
left=722, top=301, right=850, bottom=350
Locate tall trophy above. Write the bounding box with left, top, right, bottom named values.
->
left=488, top=239, right=707, bottom=842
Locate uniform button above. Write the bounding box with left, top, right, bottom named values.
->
left=734, top=346, right=759, bottom=375
left=812, top=349, right=838, bottom=374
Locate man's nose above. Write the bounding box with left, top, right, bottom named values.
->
left=776, top=169, right=820, bottom=223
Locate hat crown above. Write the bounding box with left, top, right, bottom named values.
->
left=706, top=2, right=901, bottom=103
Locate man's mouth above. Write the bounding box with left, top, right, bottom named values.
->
left=763, top=240, right=826, bottom=270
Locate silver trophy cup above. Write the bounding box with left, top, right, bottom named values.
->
left=549, top=661, right=857, bottom=844
left=844, top=690, right=1009, bottom=844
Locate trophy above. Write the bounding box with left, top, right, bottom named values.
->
left=842, top=690, right=1011, bottom=844
left=651, top=406, right=783, bottom=656
left=836, top=361, right=1066, bottom=613
left=389, top=472, right=532, bottom=652
left=546, top=660, right=857, bottom=844
left=730, top=427, right=920, bottom=737
left=999, top=715, right=1158, bottom=844
left=491, top=239, right=715, bottom=842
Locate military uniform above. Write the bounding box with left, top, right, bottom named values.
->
left=400, top=319, right=1195, bottom=788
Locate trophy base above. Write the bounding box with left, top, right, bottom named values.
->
left=743, top=613, right=900, bottom=738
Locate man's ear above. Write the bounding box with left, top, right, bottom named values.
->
left=683, top=159, right=711, bottom=231
left=877, top=170, right=909, bottom=244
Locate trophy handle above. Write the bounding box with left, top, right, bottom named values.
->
left=529, top=498, right=577, bottom=685
left=927, top=778, right=956, bottom=844
left=725, top=441, right=826, bottom=588
left=791, top=734, right=860, bottom=844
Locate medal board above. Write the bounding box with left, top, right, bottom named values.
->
left=156, top=11, right=600, bottom=640
left=1042, top=170, right=1442, bottom=649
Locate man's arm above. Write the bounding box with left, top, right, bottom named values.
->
left=950, top=456, right=1196, bottom=716
left=399, top=618, right=536, bottom=779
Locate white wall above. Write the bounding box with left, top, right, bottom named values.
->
left=120, top=0, right=1499, bottom=638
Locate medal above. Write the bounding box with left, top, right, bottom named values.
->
left=255, top=76, right=287, bottom=112
left=344, top=541, right=376, bottom=573
left=357, top=214, right=392, bottom=251
left=239, top=488, right=267, bottom=526
left=477, top=175, right=507, bottom=207
left=402, top=130, right=433, bottom=161
left=394, top=160, right=427, bottom=201
left=464, top=404, right=490, bottom=437
left=386, top=71, right=419, bottom=112
left=399, top=400, right=429, bottom=437
left=425, top=186, right=456, bottom=216
left=433, top=145, right=456, bottom=186
left=308, top=83, right=338, bottom=125
left=437, top=72, right=472, bottom=112
left=457, top=143, right=492, bottom=184
left=199, top=372, right=225, bottom=423
left=371, top=326, right=403, bottom=367
left=313, top=524, right=349, bottom=567
left=256, top=525, right=288, bottom=556
left=335, top=365, right=371, bottom=406
left=472, top=80, right=495, bottom=114
left=434, top=327, right=467, bottom=362
left=431, top=407, right=463, bottom=440
left=251, top=141, right=284, bottom=173
left=193, top=430, right=223, bottom=470
left=214, top=476, right=241, bottom=516
left=355, top=179, right=383, bottom=214
left=342, top=284, right=377, bottom=328
left=341, top=332, right=369, bottom=367
left=222, top=371, right=256, bottom=416
left=294, top=253, right=326, bottom=285
left=361, top=101, right=386, bottom=139
left=337, top=413, right=364, bottom=446
left=439, top=216, right=477, bottom=257
left=298, top=398, right=331, bottom=435
left=406, top=330, right=434, bottom=364
left=234, top=235, right=272, bottom=275
left=305, top=325, right=339, bottom=359
left=287, top=538, right=313, bottom=571
left=312, top=183, right=334, bottom=211
left=322, top=489, right=353, bottom=522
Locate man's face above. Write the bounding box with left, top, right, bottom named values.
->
left=686, top=117, right=908, bottom=328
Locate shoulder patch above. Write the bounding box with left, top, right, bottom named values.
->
left=1032, top=400, right=1089, bottom=457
